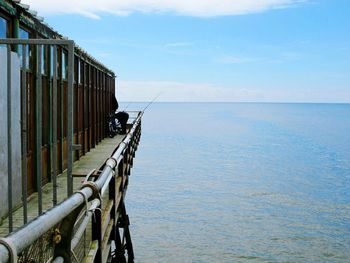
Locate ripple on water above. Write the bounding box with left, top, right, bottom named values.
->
left=127, top=103, right=350, bottom=262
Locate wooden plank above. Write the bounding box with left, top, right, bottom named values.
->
left=83, top=240, right=99, bottom=263
left=101, top=200, right=113, bottom=239
left=102, top=243, right=111, bottom=263
left=101, top=220, right=114, bottom=263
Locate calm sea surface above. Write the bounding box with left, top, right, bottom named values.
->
left=123, top=103, right=350, bottom=263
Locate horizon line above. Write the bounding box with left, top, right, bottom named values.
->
left=119, top=101, right=350, bottom=104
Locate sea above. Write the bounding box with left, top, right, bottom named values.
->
left=122, top=102, right=350, bottom=263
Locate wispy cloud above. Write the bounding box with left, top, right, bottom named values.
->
left=164, top=42, right=195, bottom=48
left=117, top=80, right=350, bottom=103
left=214, top=55, right=261, bottom=64
left=23, top=0, right=308, bottom=19
left=97, top=52, right=112, bottom=58
left=280, top=52, right=303, bottom=60
left=117, top=80, right=262, bottom=102
left=214, top=50, right=303, bottom=65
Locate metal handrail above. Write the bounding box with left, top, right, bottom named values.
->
left=0, top=112, right=142, bottom=263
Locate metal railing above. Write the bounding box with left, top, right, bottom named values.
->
left=0, top=38, right=142, bottom=262
left=0, top=39, right=75, bottom=230
left=0, top=111, right=142, bottom=262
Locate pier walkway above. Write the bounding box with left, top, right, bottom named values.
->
left=0, top=134, right=124, bottom=237
left=0, top=112, right=142, bottom=263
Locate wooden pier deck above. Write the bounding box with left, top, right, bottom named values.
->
left=0, top=134, right=125, bottom=237
left=0, top=112, right=141, bottom=262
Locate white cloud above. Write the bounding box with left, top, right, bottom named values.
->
left=116, top=80, right=350, bottom=103
left=117, top=80, right=261, bottom=102
left=164, top=42, right=195, bottom=48
left=23, top=0, right=307, bottom=18
left=214, top=55, right=261, bottom=64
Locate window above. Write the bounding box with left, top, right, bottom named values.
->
left=62, top=50, right=68, bottom=80
left=0, top=16, right=7, bottom=48
left=19, top=28, right=29, bottom=39
left=19, top=28, right=30, bottom=69
left=78, top=60, right=81, bottom=84
left=50, top=46, right=56, bottom=77
left=0, top=16, right=7, bottom=37
left=41, top=46, right=47, bottom=75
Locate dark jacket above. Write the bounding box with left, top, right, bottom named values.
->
left=112, top=95, right=119, bottom=112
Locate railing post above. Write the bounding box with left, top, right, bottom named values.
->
left=21, top=43, right=28, bottom=223
left=119, top=202, right=134, bottom=263
left=109, top=167, right=116, bottom=239
left=112, top=161, right=127, bottom=263
left=91, top=200, right=102, bottom=263
left=67, top=41, right=74, bottom=197
left=52, top=46, right=58, bottom=205
left=35, top=44, right=43, bottom=215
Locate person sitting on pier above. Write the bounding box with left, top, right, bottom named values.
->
left=112, top=95, right=129, bottom=134
left=115, top=111, right=129, bottom=134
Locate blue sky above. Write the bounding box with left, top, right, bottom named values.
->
left=26, top=0, right=349, bottom=102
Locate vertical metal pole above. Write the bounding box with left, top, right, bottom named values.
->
left=81, top=61, right=85, bottom=155
left=60, top=49, right=64, bottom=173
left=88, top=64, right=91, bottom=150
left=36, top=44, right=43, bottom=215
left=37, top=44, right=43, bottom=213
left=52, top=46, right=58, bottom=205
left=75, top=59, right=78, bottom=161
left=67, top=42, right=74, bottom=196
left=7, top=44, right=13, bottom=233
left=21, top=44, right=28, bottom=223
left=120, top=202, right=134, bottom=262
left=13, top=19, right=19, bottom=52
left=97, top=71, right=100, bottom=142
left=48, top=46, right=52, bottom=183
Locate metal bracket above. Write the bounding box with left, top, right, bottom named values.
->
left=81, top=181, right=100, bottom=201
left=0, top=238, right=18, bottom=263
left=72, top=144, right=82, bottom=151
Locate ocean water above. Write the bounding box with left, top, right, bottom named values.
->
left=124, top=103, right=350, bottom=263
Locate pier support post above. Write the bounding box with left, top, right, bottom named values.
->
left=91, top=204, right=102, bottom=263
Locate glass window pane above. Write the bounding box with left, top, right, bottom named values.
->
left=78, top=60, right=81, bottom=84
left=41, top=46, right=48, bottom=75
left=19, top=28, right=29, bottom=39
left=0, top=16, right=6, bottom=37
left=0, top=16, right=7, bottom=48
left=19, top=28, right=30, bottom=69
left=50, top=46, right=54, bottom=77
left=62, top=51, right=68, bottom=80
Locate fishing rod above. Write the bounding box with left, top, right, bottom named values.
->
left=122, top=92, right=162, bottom=111
left=123, top=102, right=131, bottom=111
left=142, top=92, right=162, bottom=113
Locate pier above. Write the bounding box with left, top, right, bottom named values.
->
left=0, top=0, right=142, bottom=262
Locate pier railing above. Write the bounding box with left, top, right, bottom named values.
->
left=0, top=38, right=118, bottom=231
left=0, top=112, right=142, bottom=263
